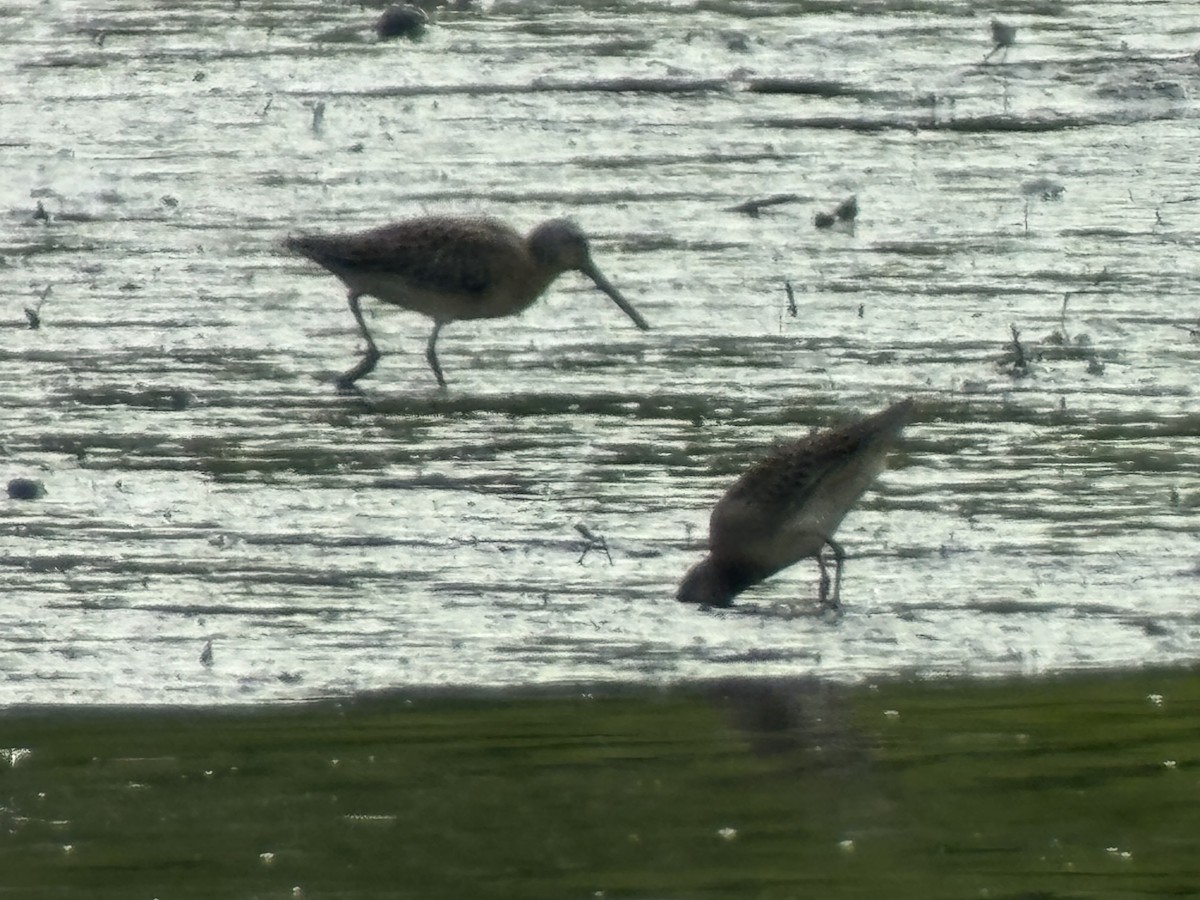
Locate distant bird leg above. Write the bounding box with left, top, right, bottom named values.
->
left=338, top=291, right=383, bottom=391
left=817, top=537, right=846, bottom=608
left=425, top=320, right=448, bottom=388
left=815, top=196, right=858, bottom=232
left=817, top=550, right=832, bottom=604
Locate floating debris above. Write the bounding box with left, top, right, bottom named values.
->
left=834, top=195, right=858, bottom=223
left=376, top=4, right=429, bottom=41
left=998, top=324, right=1032, bottom=378
left=7, top=477, right=46, bottom=501
left=814, top=195, right=857, bottom=231
left=1021, top=178, right=1064, bottom=234
left=726, top=193, right=801, bottom=217
left=1172, top=317, right=1200, bottom=339
left=984, top=20, right=1017, bottom=63
left=1022, top=177, right=1065, bottom=201
left=718, top=30, right=750, bottom=53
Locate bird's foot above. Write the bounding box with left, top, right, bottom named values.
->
left=334, top=373, right=365, bottom=393
left=818, top=597, right=843, bottom=620
left=336, top=348, right=382, bottom=392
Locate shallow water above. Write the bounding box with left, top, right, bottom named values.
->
left=2, top=0, right=1199, bottom=705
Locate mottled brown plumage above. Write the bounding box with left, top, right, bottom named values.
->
left=678, top=398, right=914, bottom=610
left=285, top=216, right=649, bottom=389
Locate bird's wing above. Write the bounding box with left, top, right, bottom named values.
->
left=290, top=217, right=525, bottom=297
left=708, top=441, right=844, bottom=564
left=708, top=399, right=913, bottom=565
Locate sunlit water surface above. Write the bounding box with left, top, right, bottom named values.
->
left=2, top=0, right=1198, bottom=705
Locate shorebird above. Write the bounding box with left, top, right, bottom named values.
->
left=677, top=398, right=914, bottom=610
left=984, top=20, right=1017, bottom=63
left=285, top=216, right=650, bottom=389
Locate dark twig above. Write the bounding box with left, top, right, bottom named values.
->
left=726, top=193, right=802, bottom=217
left=575, top=523, right=613, bottom=565
left=24, top=284, right=51, bottom=329
left=1010, top=324, right=1027, bottom=369
left=999, top=323, right=1032, bottom=377
left=1172, top=319, right=1200, bottom=338
left=814, top=195, right=857, bottom=231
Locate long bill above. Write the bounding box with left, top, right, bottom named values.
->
left=583, top=262, right=650, bottom=331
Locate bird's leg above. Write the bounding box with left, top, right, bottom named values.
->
left=818, top=538, right=846, bottom=610
left=337, top=291, right=381, bottom=391
left=425, top=320, right=448, bottom=388
left=816, top=553, right=832, bottom=606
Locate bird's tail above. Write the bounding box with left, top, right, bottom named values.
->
left=855, top=397, right=916, bottom=447
left=283, top=234, right=319, bottom=261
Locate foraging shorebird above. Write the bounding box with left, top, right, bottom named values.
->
left=677, top=398, right=914, bottom=610
left=285, top=216, right=650, bottom=389
left=984, top=19, right=1017, bottom=63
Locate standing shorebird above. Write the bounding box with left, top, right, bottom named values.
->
left=285, top=216, right=650, bottom=389
left=677, top=398, right=914, bottom=610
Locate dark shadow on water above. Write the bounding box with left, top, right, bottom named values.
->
left=6, top=667, right=1198, bottom=898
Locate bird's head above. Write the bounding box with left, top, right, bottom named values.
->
left=528, top=219, right=650, bottom=330
left=676, top=557, right=744, bottom=608
left=529, top=218, right=594, bottom=273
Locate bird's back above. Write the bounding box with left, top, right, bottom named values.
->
left=709, top=398, right=913, bottom=572
left=285, top=217, right=548, bottom=319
